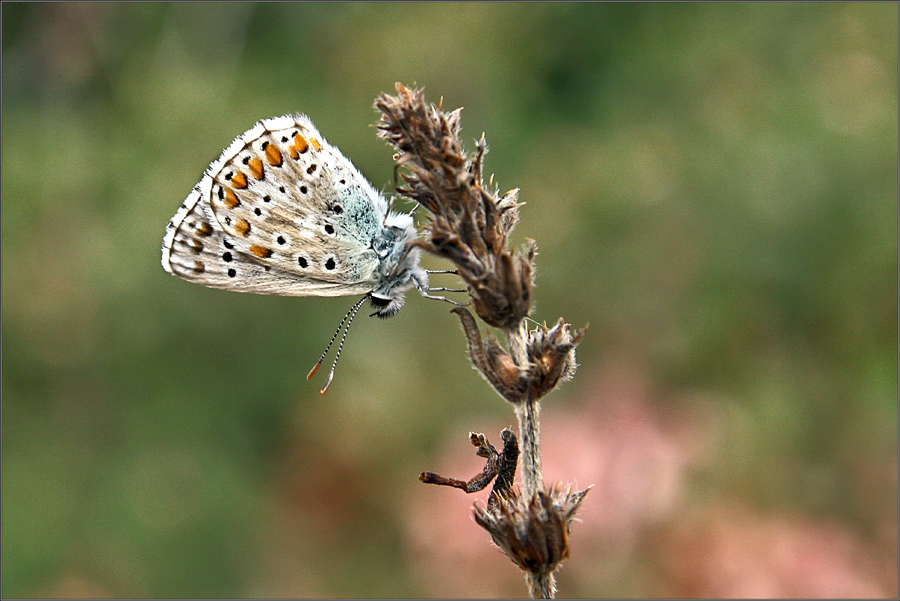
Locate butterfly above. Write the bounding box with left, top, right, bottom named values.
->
left=161, top=114, right=456, bottom=393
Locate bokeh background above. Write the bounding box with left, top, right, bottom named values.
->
left=2, top=3, right=897, bottom=598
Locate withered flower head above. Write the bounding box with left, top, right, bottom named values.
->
left=524, top=318, right=583, bottom=396
left=473, top=483, right=592, bottom=598
left=452, top=308, right=584, bottom=404
left=375, top=83, right=533, bottom=330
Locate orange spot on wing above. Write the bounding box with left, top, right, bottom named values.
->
left=310, top=138, right=322, bottom=152
left=195, top=222, right=213, bottom=236
left=224, top=188, right=240, bottom=208
left=248, top=157, right=264, bottom=179
left=249, top=245, right=273, bottom=259
left=192, top=261, right=205, bottom=273
left=231, top=172, right=248, bottom=189
left=292, top=133, right=308, bottom=157
left=265, top=144, right=283, bottom=166
left=235, top=219, right=251, bottom=237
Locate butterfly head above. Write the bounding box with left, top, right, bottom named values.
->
left=368, top=212, right=428, bottom=318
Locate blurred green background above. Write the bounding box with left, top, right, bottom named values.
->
left=2, top=3, right=897, bottom=598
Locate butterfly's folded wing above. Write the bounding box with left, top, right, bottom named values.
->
left=162, top=115, right=387, bottom=298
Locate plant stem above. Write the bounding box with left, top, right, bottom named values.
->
left=526, top=572, right=555, bottom=600
left=515, top=393, right=543, bottom=499
left=506, top=325, right=544, bottom=499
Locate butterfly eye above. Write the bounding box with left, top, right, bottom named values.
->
left=369, top=295, right=391, bottom=308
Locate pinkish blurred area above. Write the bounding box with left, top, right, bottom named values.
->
left=405, top=359, right=897, bottom=598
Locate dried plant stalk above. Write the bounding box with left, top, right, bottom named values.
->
left=376, top=83, right=589, bottom=599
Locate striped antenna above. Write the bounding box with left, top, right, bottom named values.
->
left=307, top=296, right=368, bottom=394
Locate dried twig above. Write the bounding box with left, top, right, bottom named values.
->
left=419, top=429, right=518, bottom=511
left=375, top=83, right=590, bottom=599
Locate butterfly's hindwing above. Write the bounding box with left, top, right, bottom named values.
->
left=163, top=185, right=374, bottom=296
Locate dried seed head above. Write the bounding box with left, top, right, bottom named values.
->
left=452, top=308, right=584, bottom=404
left=375, top=83, right=533, bottom=329
left=473, top=484, right=592, bottom=598
left=524, top=318, right=584, bottom=399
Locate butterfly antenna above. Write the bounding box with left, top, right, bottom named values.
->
left=307, top=296, right=367, bottom=389
left=318, top=296, right=366, bottom=395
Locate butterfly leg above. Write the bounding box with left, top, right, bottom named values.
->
left=413, top=271, right=467, bottom=306
left=419, top=290, right=467, bottom=306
